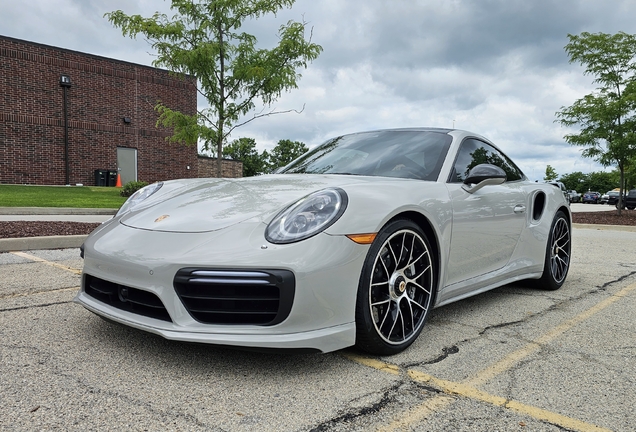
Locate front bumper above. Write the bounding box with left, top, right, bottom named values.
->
left=74, top=218, right=368, bottom=353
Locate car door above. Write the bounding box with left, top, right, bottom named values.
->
left=445, top=138, right=527, bottom=288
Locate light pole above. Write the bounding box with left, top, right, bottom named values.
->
left=60, top=74, right=71, bottom=185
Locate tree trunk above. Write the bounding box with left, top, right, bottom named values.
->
left=216, top=137, right=223, bottom=178
left=618, top=168, right=624, bottom=215
left=216, top=18, right=225, bottom=178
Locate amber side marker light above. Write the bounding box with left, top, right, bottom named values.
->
left=346, top=233, right=377, bottom=244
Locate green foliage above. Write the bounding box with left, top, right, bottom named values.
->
left=120, top=181, right=150, bottom=197
left=555, top=32, right=636, bottom=212
left=269, top=139, right=308, bottom=169
left=0, top=185, right=126, bottom=208
left=224, top=137, right=270, bottom=176
left=544, top=165, right=558, bottom=181
left=558, top=170, right=620, bottom=193
left=588, top=171, right=620, bottom=193
left=625, top=158, right=636, bottom=189
left=106, top=0, right=322, bottom=176
left=558, top=171, right=588, bottom=192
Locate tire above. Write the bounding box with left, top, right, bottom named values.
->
left=355, top=219, right=435, bottom=355
left=533, top=211, right=571, bottom=291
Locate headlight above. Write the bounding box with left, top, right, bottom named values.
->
left=266, top=188, right=348, bottom=244
left=116, top=182, right=163, bottom=216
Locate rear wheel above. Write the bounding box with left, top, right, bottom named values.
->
left=534, top=211, right=571, bottom=290
left=355, top=219, right=435, bottom=355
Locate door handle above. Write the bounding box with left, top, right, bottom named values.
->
left=514, top=205, right=526, bottom=214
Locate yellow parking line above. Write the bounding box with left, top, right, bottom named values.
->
left=0, top=287, right=78, bottom=300
left=375, top=394, right=455, bottom=432
left=345, top=281, right=636, bottom=431
left=341, top=353, right=401, bottom=375
left=407, top=370, right=612, bottom=432
left=466, top=281, right=636, bottom=388
left=10, top=251, right=82, bottom=275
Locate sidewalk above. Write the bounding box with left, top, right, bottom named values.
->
left=0, top=207, right=117, bottom=252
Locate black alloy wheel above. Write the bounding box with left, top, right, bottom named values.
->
left=534, top=211, right=571, bottom=291
left=355, top=219, right=435, bottom=355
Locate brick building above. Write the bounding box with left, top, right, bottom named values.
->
left=198, top=156, right=244, bottom=178
left=0, top=35, right=201, bottom=186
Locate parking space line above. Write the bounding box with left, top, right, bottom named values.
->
left=375, top=394, right=455, bottom=432
left=10, top=251, right=82, bottom=275
left=0, top=286, right=77, bottom=300
left=341, top=353, right=401, bottom=375
left=465, top=281, right=636, bottom=388
left=407, top=370, right=612, bottom=432
left=344, top=281, right=636, bottom=431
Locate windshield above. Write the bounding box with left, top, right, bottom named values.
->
left=281, top=130, right=453, bottom=181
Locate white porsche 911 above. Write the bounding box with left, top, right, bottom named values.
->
left=75, top=128, right=571, bottom=355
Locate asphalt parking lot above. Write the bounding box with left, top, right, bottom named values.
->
left=1, top=226, right=635, bottom=431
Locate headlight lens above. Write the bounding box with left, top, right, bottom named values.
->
left=116, top=182, right=163, bottom=216
left=266, top=188, right=348, bottom=244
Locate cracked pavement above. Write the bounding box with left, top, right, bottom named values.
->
left=1, top=227, right=635, bottom=431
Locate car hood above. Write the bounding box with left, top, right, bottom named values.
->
left=119, top=174, right=373, bottom=233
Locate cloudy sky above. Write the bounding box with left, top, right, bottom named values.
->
left=3, top=0, right=636, bottom=180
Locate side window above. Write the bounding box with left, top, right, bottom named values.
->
left=449, top=139, right=523, bottom=183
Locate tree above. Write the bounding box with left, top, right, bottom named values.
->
left=587, top=171, right=619, bottom=193
left=106, top=0, right=322, bottom=177
left=269, top=139, right=308, bottom=170
left=625, top=159, right=636, bottom=189
left=555, top=32, right=636, bottom=214
left=558, top=170, right=620, bottom=193
left=544, top=165, right=558, bottom=181
left=224, top=137, right=269, bottom=176
left=558, top=171, right=588, bottom=192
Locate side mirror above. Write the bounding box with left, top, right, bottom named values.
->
left=462, top=164, right=506, bottom=194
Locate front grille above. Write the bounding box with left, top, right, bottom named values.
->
left=84, top=275, right=172, bottom=322
left=173, top=268, right=295, bottom=325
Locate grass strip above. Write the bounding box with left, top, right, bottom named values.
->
left=0, top=185, right=126, bottom=208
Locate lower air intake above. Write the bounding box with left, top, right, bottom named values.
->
left=84, top=275, right=172, bottom=322
left=173, top=268, right=295, bottom=326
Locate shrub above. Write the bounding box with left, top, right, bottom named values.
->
left=120, top=181, right=149, bottom=197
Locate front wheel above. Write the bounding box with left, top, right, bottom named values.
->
left=534, top=211, right=571, bottom=290
left=355, top=219, right=435, bottom=355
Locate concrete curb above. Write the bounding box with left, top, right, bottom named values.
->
left=0, top=235, right=88, bottom=252
left=572, top=223, right=636, bottom=232
left=0, top=207, right=117, bottom=215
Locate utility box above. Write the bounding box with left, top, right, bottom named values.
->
left=94, top=169, right=108, bottom=186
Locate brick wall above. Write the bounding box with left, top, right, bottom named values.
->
left=197, top=156, right=243, bottom=178
left=0, top=35, right=198, bottom=186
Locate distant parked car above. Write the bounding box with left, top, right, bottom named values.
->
left=568, top=190, right=581, bottom=203
left=600, top=192, right=608, bottom=204
left=617, top=189, right=636, bottom=210
left=582, top=191, right=601, bottom=204
left=602, top=191, right=621, bottom=205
